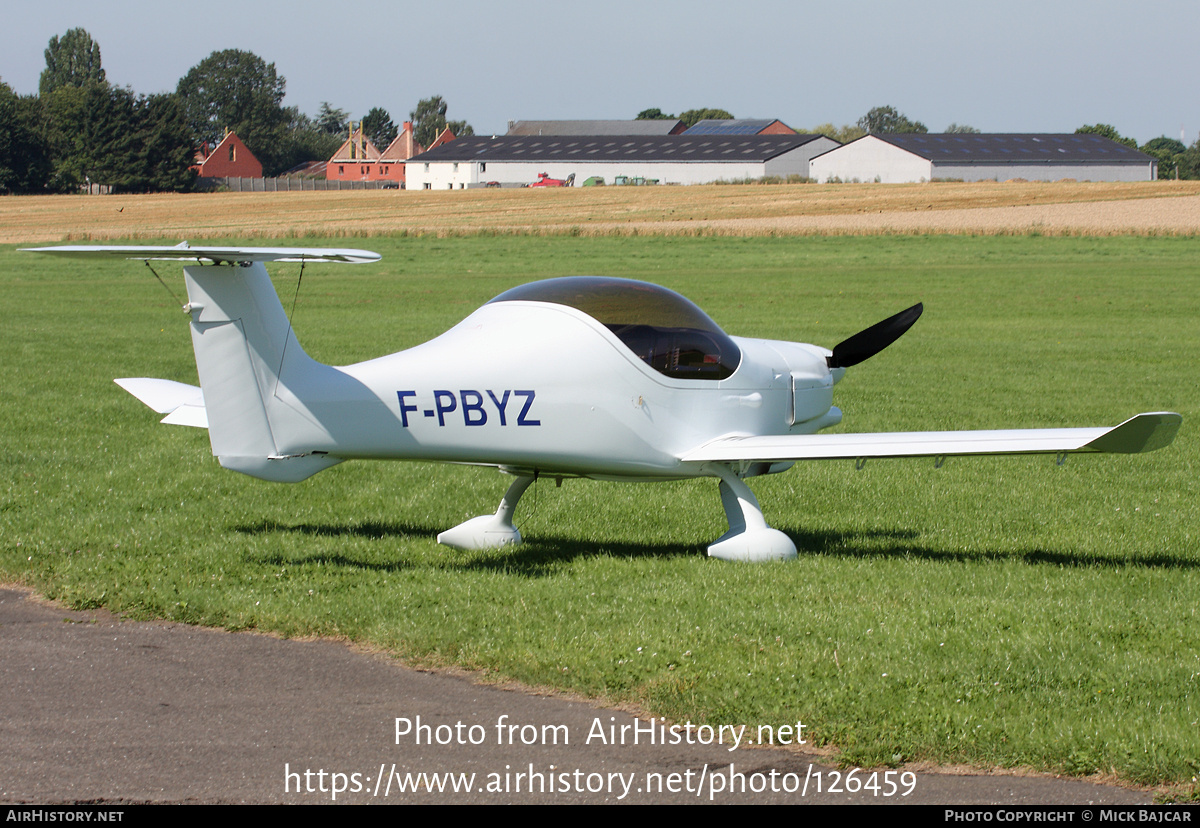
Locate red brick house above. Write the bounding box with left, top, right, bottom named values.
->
left=326, top=125, right=383, bottom=182
left=376, top=122, right=426, bottom=186
left=425, top=126, right=456, bottom=151
left=192, top=130, right=263, bottom=178
left=327, top=121, right=453, bottom=186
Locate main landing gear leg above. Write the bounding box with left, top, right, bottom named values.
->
left=704, top=464, right=797, bottom=562
left=437, top=474, right=535, bottom=550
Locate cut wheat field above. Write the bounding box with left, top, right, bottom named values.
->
left=4, top=180, right=1200, bottom=244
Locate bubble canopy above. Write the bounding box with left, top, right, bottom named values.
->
left=488, top=276, right=741, bottom=380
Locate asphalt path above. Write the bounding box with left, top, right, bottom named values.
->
left=1, top=587, right=1154, bottom=805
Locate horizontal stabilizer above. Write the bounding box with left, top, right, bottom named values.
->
left=22, top=245, right=380, bottom=265
left=115, top=378, right=208, bottom=429
left=682, top=412, right=1182, bottom=463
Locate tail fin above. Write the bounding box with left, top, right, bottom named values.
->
left=183, top=260, right=342, bottom=481
left=23, top=245, right=380, bottom=482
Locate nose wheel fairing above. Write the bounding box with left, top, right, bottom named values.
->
left=705, top=464, right=798, bottom=562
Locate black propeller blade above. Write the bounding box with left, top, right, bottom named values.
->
left=827, top=302, right=923, bottom=370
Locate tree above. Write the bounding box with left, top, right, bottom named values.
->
left=316, top=101, right=349, bottom=136
left=361, top=107, right=397, bottom=148
left=0, top=81, right=51, bottom=193
left=270, top=107, right=341, bottom=175
left=176, top=49, right=288, bottom=174
left=1177, top=141, right=1200, bottom=180
left=678, top=108, right=734, bottom=129
left=944, top=123, right=980, bottom=134
left=42, top=84, right=92, bottom=190
left=857, top=106, right=927, bottom=134
left=1075, top=124, right=1137, bottom=149
left=1144, top=136, right=1185, bottom=155
left=802, top=123, right=866, bottom=144
left=135, top=93, right=197, bottom=192
left=446, top=119, right=474, bottom=139
left=39, top=28, right=106, bottom=96
left=636, top=108, right=675, bottom=120
left=410, top=95, right=472, bottom=147
left=42, top=83, right=138, bottom=192
left=42, top=83, right=194, bottom=193
left=1142, top=136, right=1187, bottom=180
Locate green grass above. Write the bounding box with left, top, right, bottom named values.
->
left=3, top=234, right=1198, bottom=786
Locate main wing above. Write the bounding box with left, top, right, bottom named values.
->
left=21, top=244, right=381, bottom=265
left=681, top=412, right=1182, bottom=463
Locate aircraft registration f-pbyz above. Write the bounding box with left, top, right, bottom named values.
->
left=25, top=244, right=1181, bottom=562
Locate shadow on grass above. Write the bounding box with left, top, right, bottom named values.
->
left=231, top=519, right=433, bottom=573
left=232, top=518, right=704, bottom=576
left=782, top=526, right=1199, bottom=570
left=233, top=518, right=1195, bottom=574
left=461, top=535, right=706, bottom=576
left=234, top=518, right=439, bottom=541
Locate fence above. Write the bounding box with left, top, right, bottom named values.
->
left=196, top=177, right=398, bottom=192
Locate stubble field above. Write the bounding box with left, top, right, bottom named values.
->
left=2, top=182, right=1198, bottom=795
left=4, top=180, right=1200, bottom=244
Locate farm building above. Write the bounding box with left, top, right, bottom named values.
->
left=682, top=119, right=796, bottom=135
left=192, top=130, right=262, bottom=179
left=507, top=119, right=686, bottom=136
left=809, top=134, right=1157, bottom=183
left=405, top=133, right=839, bottom=189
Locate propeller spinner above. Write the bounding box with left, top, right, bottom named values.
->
left=827, top=302, right=923, bottom=369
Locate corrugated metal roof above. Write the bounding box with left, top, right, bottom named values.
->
left=409, top=134, right=828, bottom=164
left=507, top=120, right=683, bottom=136
left=682, top=119, right=779, bottom=135
left=871, top=133, right=1153, bottom=163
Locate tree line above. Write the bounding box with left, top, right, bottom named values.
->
left=0, top=28, right=474, bottom=194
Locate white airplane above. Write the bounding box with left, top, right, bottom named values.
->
left=25, top=244, right=1181, bottom=561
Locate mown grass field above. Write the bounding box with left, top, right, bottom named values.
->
left=2, top=233, right=1197, bottom=788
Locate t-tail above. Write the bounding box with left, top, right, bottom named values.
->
left=23, top=245, right=381, bottom=482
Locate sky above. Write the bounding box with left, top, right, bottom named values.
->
left=2, top=0, right=1197, bottom=146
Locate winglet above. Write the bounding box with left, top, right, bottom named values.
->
left=1082, top=412, right=1182, bottom=454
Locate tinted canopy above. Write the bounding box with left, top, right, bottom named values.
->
left=489, top=277, right=741, bottom=380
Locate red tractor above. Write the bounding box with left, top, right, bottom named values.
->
left=527, top=172, right=575, bottom=188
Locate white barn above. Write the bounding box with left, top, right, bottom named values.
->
left=405, top=134, right=839, bottom=189
left=810, top=134, right=1157, bottom=183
